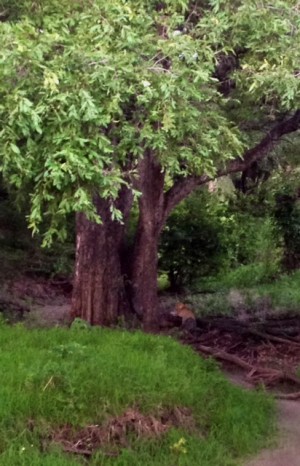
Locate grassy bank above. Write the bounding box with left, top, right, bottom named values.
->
left=0, top=322, right=273, bottom=465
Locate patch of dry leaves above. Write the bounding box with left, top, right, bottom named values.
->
left=50, top=407, right=196, bottom=457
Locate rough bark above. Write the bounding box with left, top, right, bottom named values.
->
left=130, top=151, right=165, bottom=329
left=71, top=189, right=132, bottom=326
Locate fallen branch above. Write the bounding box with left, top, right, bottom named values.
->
left=276, top=392, right=300, bottom=400
left=62, top=445, right=92, bottom=457
left=194, top=316, right=300, bottom=347
left=165, top=312, right=300, bottom=345
left=197, top=344, right=253, bottom=371
left=196, top=344, right=300, bottom=388
left=248, top=329, right=300, bottom=348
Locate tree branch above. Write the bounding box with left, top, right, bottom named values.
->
left=0, top=9, right=9, bottom=20
left=163, top=110, right=300, bottom=224
left=227, top=109, right=300, bottom=172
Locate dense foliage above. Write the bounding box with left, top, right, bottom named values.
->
left=159, top=174, right=286, bottom=290
left=0, top=0, right=299, bottom=243
left=159, top=188, right=228, bottom=290
left=275, top=188, right=300, bottom=269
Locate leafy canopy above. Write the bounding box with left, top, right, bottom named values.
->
left=0, top=0, right=299, bottom=243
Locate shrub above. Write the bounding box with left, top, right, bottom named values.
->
left=159, top=191, right=227, bottom=291
left=159, top=187, right=283, bottom=291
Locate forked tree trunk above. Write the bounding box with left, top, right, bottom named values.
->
left=71, top=191, right=131, bottom=326
left=71, top=112, right=300, bottom=327
left=130, top=152, right=165, bottom=329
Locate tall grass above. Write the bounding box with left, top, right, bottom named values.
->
left=0, top=323, right=274, bottom=465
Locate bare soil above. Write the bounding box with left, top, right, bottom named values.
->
left=0, top=276, right=71, bottom=326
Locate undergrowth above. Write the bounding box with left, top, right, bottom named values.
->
left=254, top=270, right=300, bottom=312
left=190, top=270, right=300, bottom=317
left=0, top=324, right=274, bottom=465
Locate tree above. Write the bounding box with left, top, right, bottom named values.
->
left=0, top=0, right=300, bottom=327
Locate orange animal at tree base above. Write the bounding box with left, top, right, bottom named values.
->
left=170, top=303, right=196, bottom=330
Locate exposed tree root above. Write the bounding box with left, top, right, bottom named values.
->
left=246, top=329, right=300, bottom=348
left=193, top=316, right=300, bottom=347
left=276, top=392, right=300, bottom=400
left=163, top=313, right=300, bottom=343
left=163, top=311, right=300, bottom=398
left=196, top=343, right=300, bottom=387
left=196, top=344, right=253, bottom=371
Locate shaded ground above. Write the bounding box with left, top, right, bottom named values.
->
left=0, top=276, right=71, bottom=326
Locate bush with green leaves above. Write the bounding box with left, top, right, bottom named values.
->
left=159, top=185, right=284, bottom=291
left=275, top=191, right=300, bottom=270
left=159, top=190, right=228, bottom=291
left=223, top=214, right=283, bottom=285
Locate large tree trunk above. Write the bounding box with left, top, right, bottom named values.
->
left=130, top=152, right=165, bottom=330
left=73, top=113, right=300, bottom=327
left=71, top=191, right=132, bottom=326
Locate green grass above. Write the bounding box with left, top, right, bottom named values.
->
left=253, top=270, right=300, bottom=312
left=0, top=322, right=274, bottom=465
left=190, top=269, right=300, bottom=317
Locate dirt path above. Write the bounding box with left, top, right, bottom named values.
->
left=226, top=373, right=300, bottom=466
left=245, top=399, right=300, bottom=466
